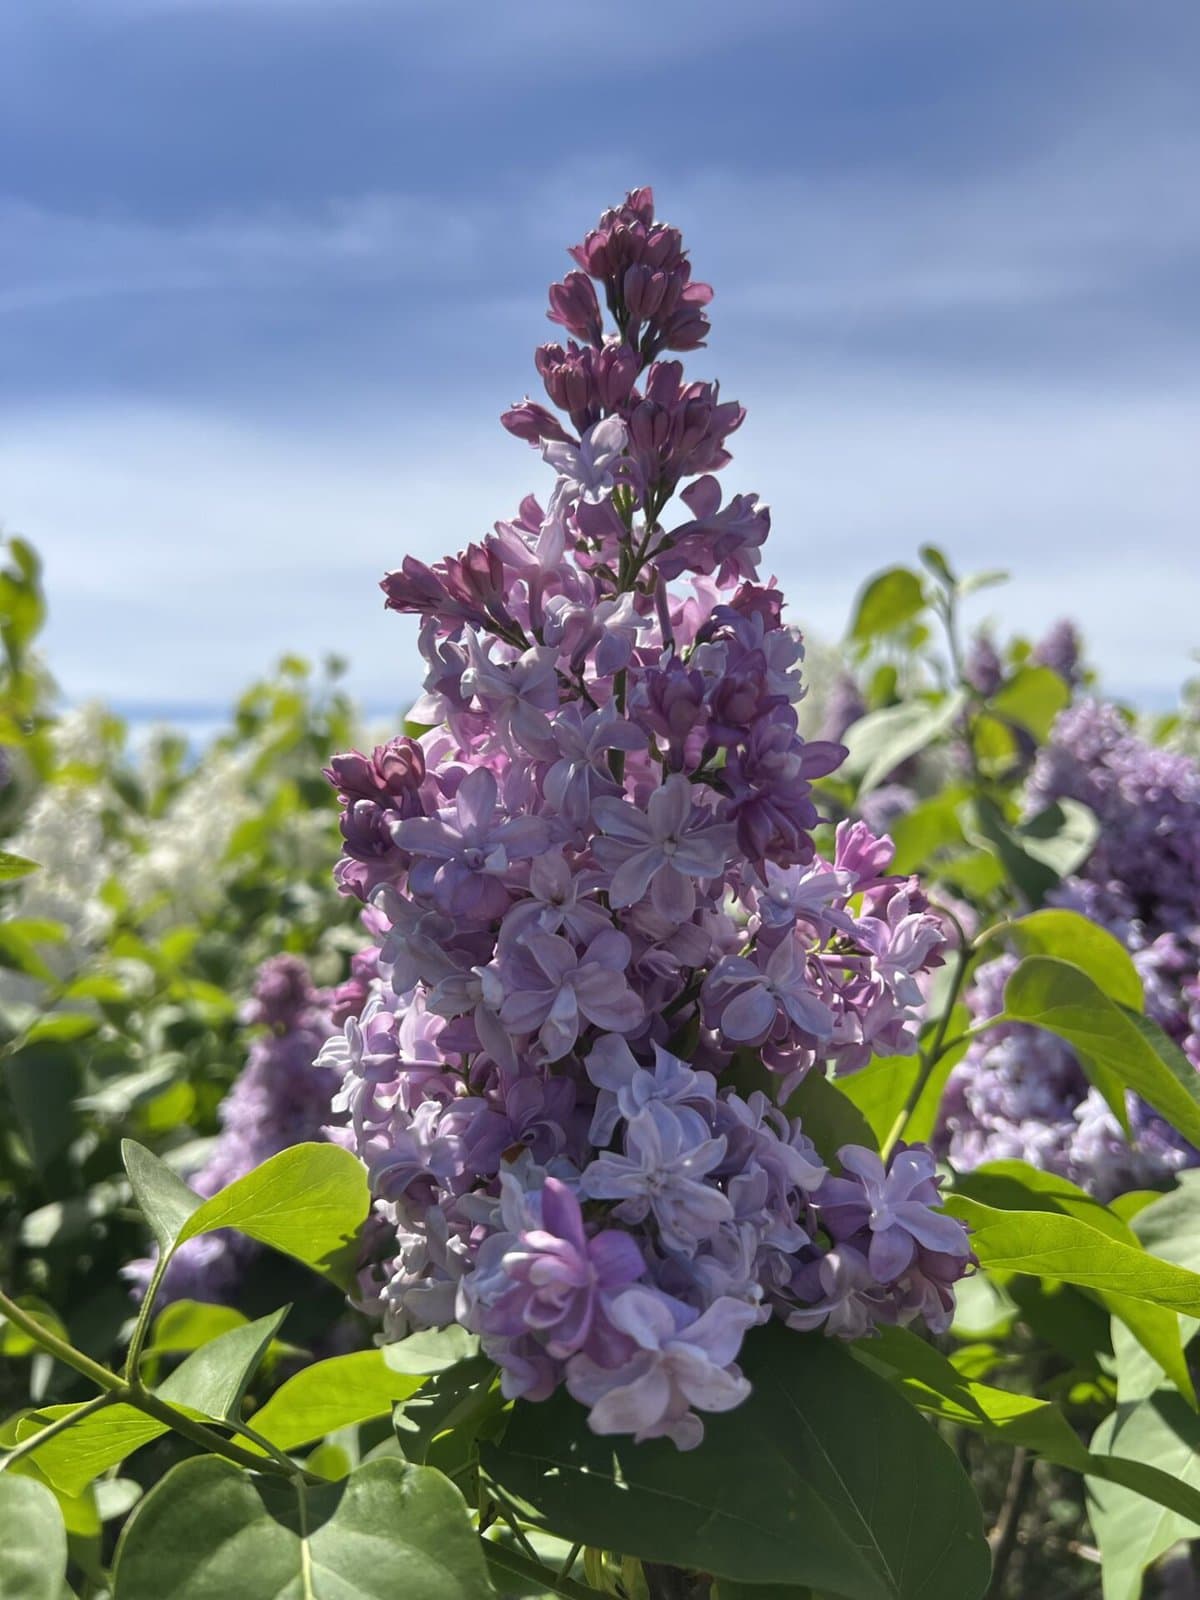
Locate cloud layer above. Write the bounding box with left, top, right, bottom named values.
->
left=2, top=0, right=1196, bottom=710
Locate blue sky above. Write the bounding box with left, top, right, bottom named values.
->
left=1, top=0, right=1197, bottom=714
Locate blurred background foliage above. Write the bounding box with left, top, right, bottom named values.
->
left=4, top=530, right=1200, bottom=1599
left=0, top=533, right=369, bottom=1432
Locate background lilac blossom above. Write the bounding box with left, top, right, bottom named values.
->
left=319, top=189, right=970, bottom=1449
left=941, top=700, right=1200, bottom=1197
left=126, top=954, right=338, bottom=1304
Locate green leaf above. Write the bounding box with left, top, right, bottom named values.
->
left=958, top=567, right=1008, bottom=598
left=0, top=922, right=58, bottom=982
left=383, top=1326, right=482, bottom=1376
left=861, top=1325, right=1200, bottom=1527
left=848, top=567, right=926, bottom=643
left=945, top=1196, right=1200, bottom=1316
left=952, top=1163, right=1194, bottom=1404
left=834, top=1055, right=918, bottom=1148
left=176, top=1143, right=369, bottom=1286
left=0, top=1295, right=69, bottom=1358
left=155, top=1308, right=289, bottom=1421
left=143, top=1301, right=251, bottom=1359
left=917, top=544, right=957, bottom=587
left=780, top=1069, right=879, bottom=1156
left=111, top=1456, right=495, bottom=1599
left=0, top=849, right=40, bottom=881
left=4, top=1044, right=81, bottom=1172
left=1004, top=956, right=1200, bottom=1150
left=950, top=1271, right=1017, bottom=1341
left=1017, top=798, right=1098, bottom=879
left=886, top=787, right=969, bottom=875
left=13, top=1405, right=170, bottom=1498
left=1088, top=1395, right=1200, bottom=1600
left=1112, top=1173, right=1200, bottom=1405
left=25, top=1013, right=100, bottom=1045
left=394, top=1356, right=505, bottom=1480
left=482, top=1324, right=989, bottom=1598
left=842, top=693, right=967, bottom=797
left=121, top=1139, right=202, bottom=1257
left=960, top=796, right=1058, bottom=905
left=990, top=665, right=1070, bottom=740
left=0, top=1474, right=68, bottom=1600
left=978, top=909, right=1143, bottom=1012
left=236, top=1351, right=428, bottom=1454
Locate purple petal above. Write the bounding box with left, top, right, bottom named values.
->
left=592, top=797, right=653, bottom=845
left=650, top=864, right=696, bottom=923
left=868, top=1225, right=915, bottom=1283
left=608, top=849, right=662, bottom=909
left=647, top=775, right=691, bottom=840
left=588, top=1230, right=646, bottom=1289
left=720, top=984, right=777, bottom=1043
left=456, top=766, right=498, bottom=835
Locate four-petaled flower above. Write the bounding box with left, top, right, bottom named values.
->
left=592, top=773, right=733, bottom=921
left=498, top=928, right=644, bottom=1061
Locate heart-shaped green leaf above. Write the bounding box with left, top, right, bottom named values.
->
left=482, top=1324, right=989, bottom=1598
left=0, top=1475, right=68, bottom=1600
left=111, top=1457, right=494, bottom=1599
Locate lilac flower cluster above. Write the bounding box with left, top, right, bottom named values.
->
left=127, top=955, right=338, bottom=1304
left=321, top=190, right=968, bottom=1448
left=942, top=700, right=1200, bottom=1197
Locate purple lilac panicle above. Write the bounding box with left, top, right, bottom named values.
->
left=324, top=190, right=968, bottom=1449
left=942, top=702, right=1200, bottom=1197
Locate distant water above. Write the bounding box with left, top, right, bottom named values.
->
left=93, top=680, right=1195, bottom=758
left=107, top=700, right=408, bottom=754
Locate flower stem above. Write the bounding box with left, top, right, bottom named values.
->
left=0, top=1391, right=117, bottom=1472
left=482, top=1538, right=609, bottom=1600
left=881, top=900, right=972, bottom=1158
left=0, top=1285, right=309, bottom=1483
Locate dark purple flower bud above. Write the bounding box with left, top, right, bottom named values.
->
left=637, top=658, right=709, bottom=770
left=382, top=545, right=520, bottom=639
left=501, top=399, right=576, bottom=447
left=547, top=271, right=604, bottom=347
left=536, top=342, right=639, bottom=433
left=727, top=583, right=785, bottom=632
left=723, top=711, right=846, bottom=867
left=623, top=263, right=675, bottom=325
left=325, top=738, right=428, bottom=900
left=706, top=654, right=786, bottom=749
left=819, top=675, right=867, bottom=745
left=329, top=945, right=379, bottom=1027
left=625, top=364, right=744, bottom=493
left=648, top=281, right=714, bottom=355
left=326, top=737, right=426, bottom=812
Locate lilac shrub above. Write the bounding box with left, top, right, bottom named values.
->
left=941, top=700, right=1200, bottom=1196
left=321, top=189, right=970, bottom=1448
left=127, top=955, right=338, bottom=1303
